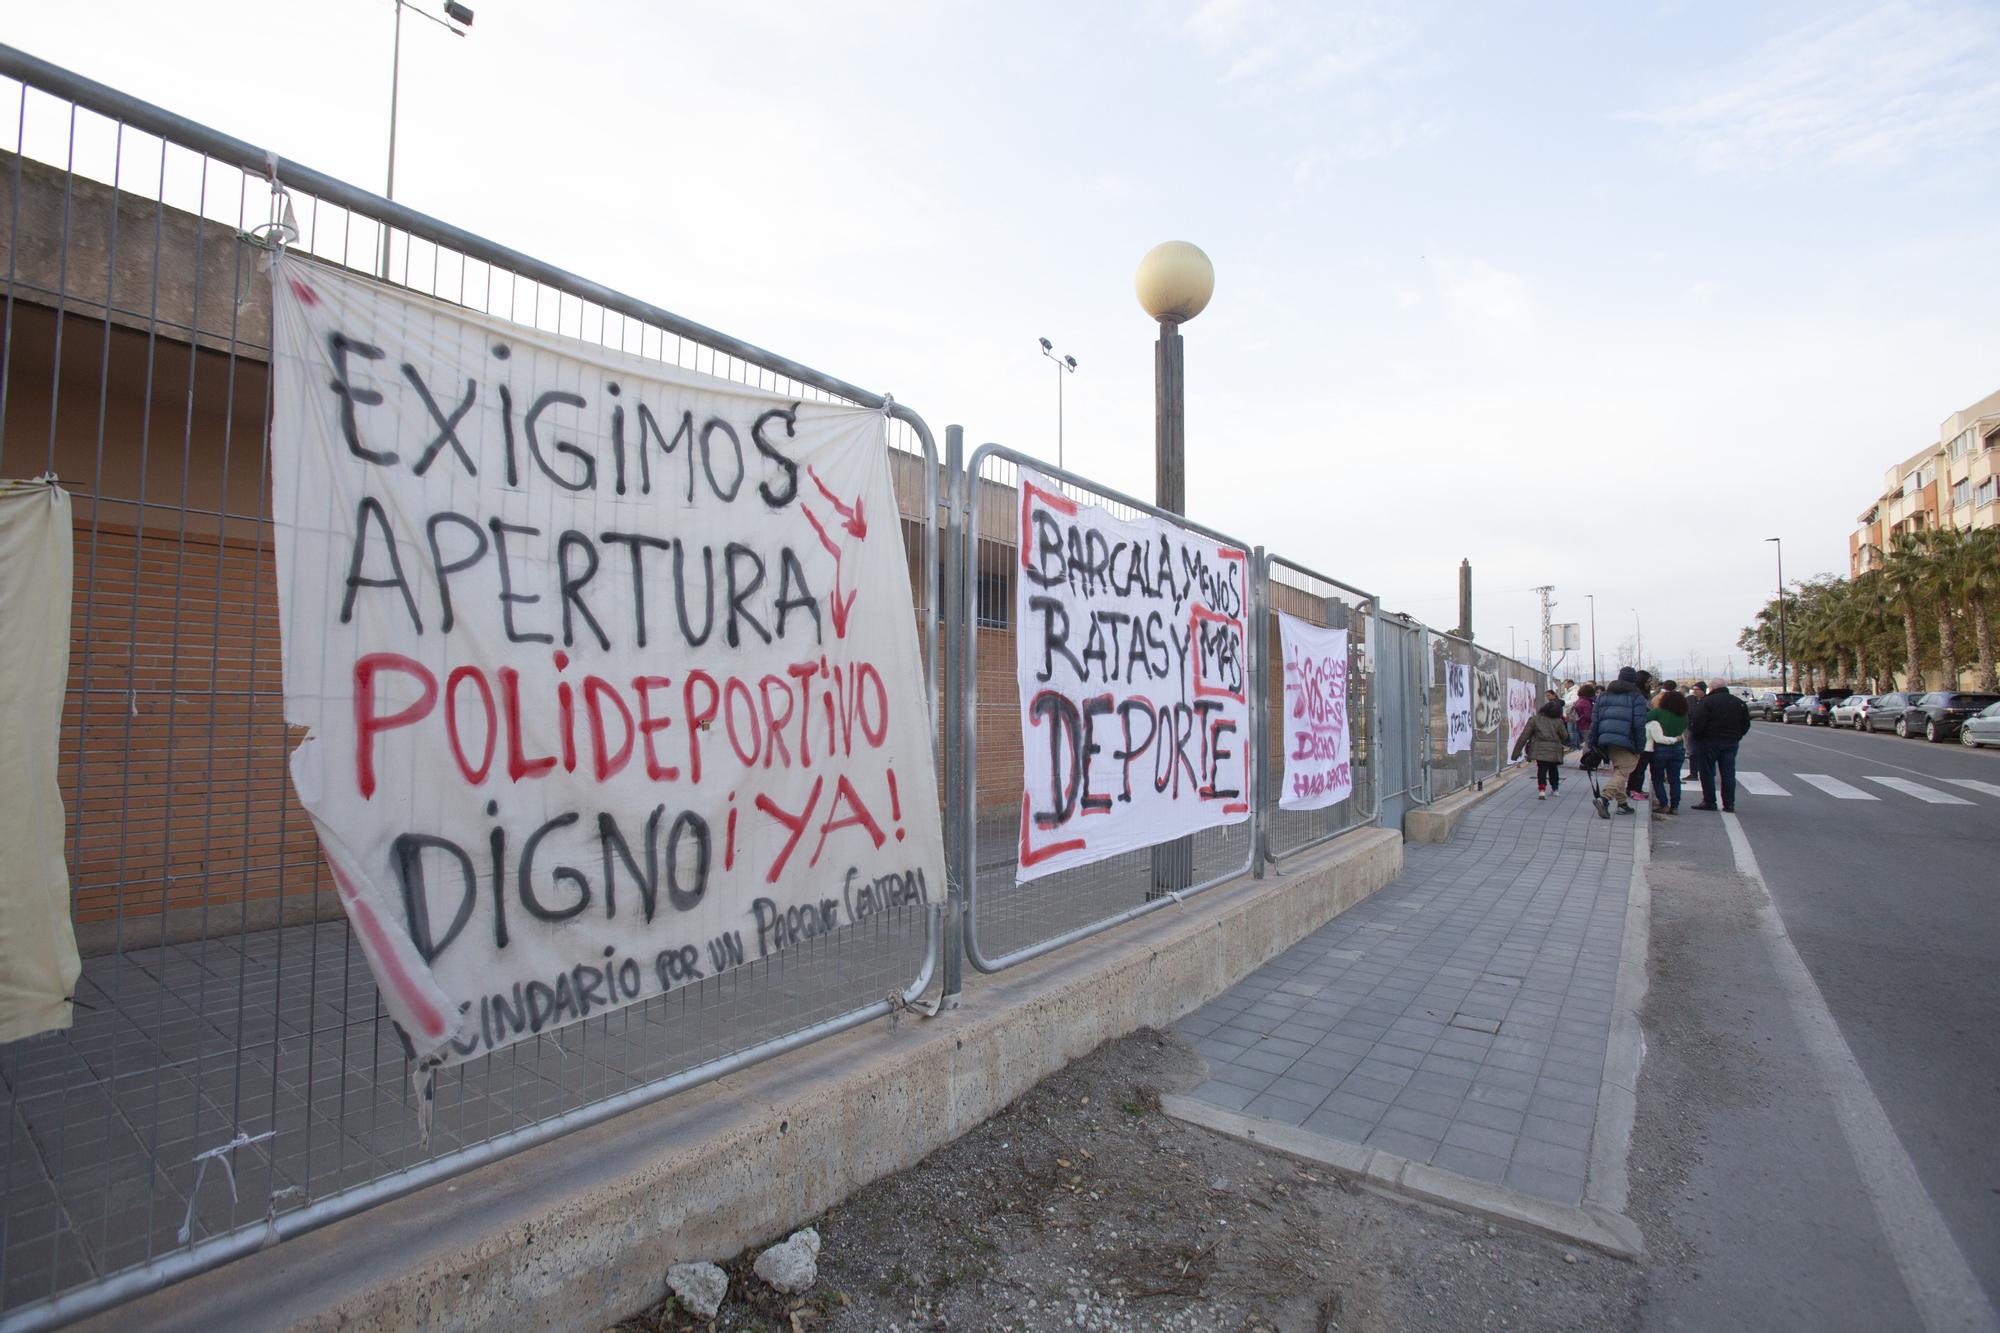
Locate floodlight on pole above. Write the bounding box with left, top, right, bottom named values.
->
left=1038, top=337, right=1078, bottom=470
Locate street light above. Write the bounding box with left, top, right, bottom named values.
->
left=1136, top=240, right=1213, bottom=896
left=1766, top=537, right=1787, bottom=690
left=1134, top=240, right=1214, bottom=516
left=1037, top=337, right=1078, bottom=470
left=383, top=0, right=473, bottom=276
left=1587, top=594, right=1599, bottom=684
left=1632, top=608, right=1642, bottom=675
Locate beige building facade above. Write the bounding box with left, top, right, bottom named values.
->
left=1849, top=387, right=2000, bottom=577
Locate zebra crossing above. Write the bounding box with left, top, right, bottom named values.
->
left=1731, top=772, right=2000, bottom=806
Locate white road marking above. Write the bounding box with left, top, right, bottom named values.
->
left=1749, top=726, right=1991, bottom=783
left=1796, top=773, right=1878, bottom=800
left=1864, top=777, right=1973, bottom=805
left=1736, top=771, right=1790, bottom=796
left=1722, top=816, right=2000, bottom=1333
left=1943, top=778, right=2000, bottom=800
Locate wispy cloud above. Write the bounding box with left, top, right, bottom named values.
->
left=1183, top=0, right=1432, bottom=99
left=1430, top=257, right=1536, bottom=342
left=1635, top=1, right=2000, bottom=174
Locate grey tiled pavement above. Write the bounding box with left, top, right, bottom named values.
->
left=1177, top=770, right=1633, bottom=1205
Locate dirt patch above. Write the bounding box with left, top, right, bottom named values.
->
left=613, top=1029, right=1644, bottom=1332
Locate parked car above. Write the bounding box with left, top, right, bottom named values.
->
left=1750, top=691, right=1800, bottom=720
left=1830, top=695, right=1875, bottom=728
left=1903, top=691, right=2000, bottom=742
left=1862, top=691, right=1924, bottom=734
left=1782, top=690, right=1851, bottom=726
left=1961, top=700, right=2000, bottom=748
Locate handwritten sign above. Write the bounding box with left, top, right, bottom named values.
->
left=269, top=255, right=942, bottom=1068
left=1445, top=664, right=1473, bottom=756
left=1506, top=678, right=1535, bottom=754
left=1473, top=665, right=1502, bottom=735
left=1278, top=614, right=1352, bottom=810
left=1013, top=469, right=1249, bottom=881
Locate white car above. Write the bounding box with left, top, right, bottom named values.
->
left=1961, top=700, right=2000, bottom=749
left=1830, top=695, right=1874, bottom=729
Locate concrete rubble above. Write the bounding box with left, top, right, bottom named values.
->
left=664, top=1261, right=727, bottom=1319
left=752, top=1227, right=822, bottom=1295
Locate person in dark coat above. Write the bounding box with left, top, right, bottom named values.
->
left=1589, top=666, right=1649, bottom=817
left=1688, top=682, right=1752, bottom=811
left=1512, top=698, right=1569, bottom=798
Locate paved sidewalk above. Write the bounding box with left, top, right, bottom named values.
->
left=1176, top=772, right=1633, bottom=1205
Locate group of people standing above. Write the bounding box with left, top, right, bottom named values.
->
left=1511, top=669, right=1752, bottom=817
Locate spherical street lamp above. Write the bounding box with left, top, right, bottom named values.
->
left=1134, top=241, right=1215, bottom=325
left=1134, top=241, right=1213, bottom=518
left=1135, top=241, right=1212, bottom=898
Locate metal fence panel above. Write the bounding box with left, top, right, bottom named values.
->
left=1371, top=612, right=1424, bottom=830
left=0, top=48, right=940, bottom=1328
left=956, top=445, right=1257, bottom=973
left=1262, top=554, right=1378, bottom=861
left=1427, top=630, right=1476, bottom=801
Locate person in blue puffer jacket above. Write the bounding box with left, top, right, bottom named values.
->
left=1588, top=666, right=1650, bottom=818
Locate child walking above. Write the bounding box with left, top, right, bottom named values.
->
left=1513, top=698, right=1570, bottom=799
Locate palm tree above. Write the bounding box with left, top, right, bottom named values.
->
left=1914, top=528, right=1968, bottom=689
left=1963, top=527, right=2000, bottom=691
left=1876, top=535, right=1928, bottom=689
left=1847, top=572, right=1894, bottom=691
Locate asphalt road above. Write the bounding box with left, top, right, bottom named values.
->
left=1635, top=718, right=1999, bottom=1329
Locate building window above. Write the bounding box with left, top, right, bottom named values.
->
left=976, top=571, right=1010, bottom=628
left=1954, top=478, right=1972, bottom=508
left=1978, top=479, right=1996, bottom=507
left=1921, top=463, right=1937, bottom=486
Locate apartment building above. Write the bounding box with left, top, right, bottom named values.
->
left=1849, top=388, right=2000, bottom=577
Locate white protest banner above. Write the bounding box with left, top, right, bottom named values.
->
left=1473, top=664, right=1502, bottom=735
left=270, top=255, right=942, bottom=1070
left=1014, top=469, right=1249, bottom=881
left=1506, top=678, right=1535, bottom=753
left=1277, top=613, right=1352, bottom=810
left=1445, top=663, right=1473, bottom=756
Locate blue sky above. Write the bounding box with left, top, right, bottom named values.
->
left=5, top=0, right=1997, bottom=678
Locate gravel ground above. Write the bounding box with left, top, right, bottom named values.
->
left=612, top=1028, right=1646, bottom=1332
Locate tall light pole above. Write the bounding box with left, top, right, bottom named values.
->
left=1766, top=537, right=1787, bottom=690
left=1632, top=608, right=1642, bottom=675
left=1587, top=594, right=1598, bottom=683
left=1037, top=338, right=1078, bottom=470
left=383, top=0, right=474, bottom=276
left=1135, top=240, right=1213, bottom=896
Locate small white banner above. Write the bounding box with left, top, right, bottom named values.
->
left=269, top=255, right=942, bottom=1069
left=1013, top=469, right=1250, bottom=881
left=1473, top=665, right=1502, bottom=735
left=1445, top=663, right=1473, bottom=756
left=1506, top=677, right=1535, bottom=754
left=1277, top=613, right=1352, bottom=810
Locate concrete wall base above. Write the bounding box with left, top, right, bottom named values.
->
left=82, top=826, right=1402, bottom=1333
left=1404, top=766, right=1525, bottom=843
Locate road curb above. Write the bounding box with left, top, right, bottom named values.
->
left=1160, top=1094, right=1643, bottom=1259
left=1584, top=804, right=1651, bottom=1226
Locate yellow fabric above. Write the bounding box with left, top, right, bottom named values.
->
left=0, top=480, right=80, bottom=1042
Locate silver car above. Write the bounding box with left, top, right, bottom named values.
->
left=1830, top=695, right=1875, bottom=729
left=1960, top=700, right=2000, bottom=749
